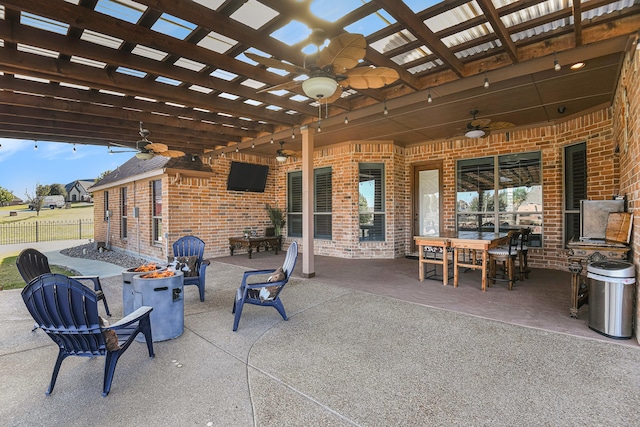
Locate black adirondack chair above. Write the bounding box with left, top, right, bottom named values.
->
left=16, top=248, right=111, bottom=316
left=232, top=241, right=298, bottom=331
left=172, top=235, right=210, bottom=301
left=21, top=273, right=154, bottom=396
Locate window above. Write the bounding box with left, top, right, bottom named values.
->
left=104, top=190, right=109, bottom=221
left=152, top=180, right=162, bottom=243
left=456, top=152, right=542, bottom=246
left=359, top=163, right=385, bottom=241
left=121, top=187, right=128, bottom=239
left=564, top=142, right=586, bottom=244
left=287, top=168, right=332, bottom=238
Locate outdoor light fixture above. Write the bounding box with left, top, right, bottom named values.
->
left=135, top=151, right=154, bottom=160
left=251, top=142, right=255, bottom=149
left=465, top=129, right=486, bottom=139
left=302, top=76, right=337, bottom=100
left=72, top=144, right=77, bottom=153
left=553, top=52, right=561, bottom=71
left=291, top=127, right=295, bottom=139
left=383, top=100, right=388, bottom=115
left=427, top=88, right=433, bottom=103
left=34, top=143, right=38, bottom=150
left=344, top=114, right=349, bottom=124
left=270, top=134, right=274, bottom=144
left=276, top=154, right=287, bottom=162
left=483, top=71, right=489, bottom=88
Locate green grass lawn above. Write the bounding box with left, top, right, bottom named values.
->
left=0, top=255, right=77, bottom=291
left=0, top=203, right=94, bottom=224
left=0, top=203, right=92, bottom=290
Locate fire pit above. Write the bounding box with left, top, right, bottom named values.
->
left=131, top=270, right=184, bottom=342
left=122, top=264, right=161, bottom=316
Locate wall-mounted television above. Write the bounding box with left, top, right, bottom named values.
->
left=227, top=161, right=269, bottom=192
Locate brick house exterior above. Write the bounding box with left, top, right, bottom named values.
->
left=91, top=48, right=640, bottom=340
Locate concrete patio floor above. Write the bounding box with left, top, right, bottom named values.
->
left=1, top=243, right=639, bottom=426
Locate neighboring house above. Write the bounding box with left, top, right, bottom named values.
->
left=65, top=179, right=95, bottom=202
left=9, top=195, right=23, bottom=206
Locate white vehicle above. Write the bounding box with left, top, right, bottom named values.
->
left=29, top=195, right=66, bottom=210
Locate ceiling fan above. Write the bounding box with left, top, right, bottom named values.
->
left=464, top=110, right=515, bottom=138
left=246, top=29, right=400, bottom=103
left=109, top=122, right=185, bottom=160
left=275, top=141, right=299, bottom=162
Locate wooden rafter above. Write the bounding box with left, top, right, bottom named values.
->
left=476, top=0, right=518, bottom=64
left=373, top=0, right=466, bottom=78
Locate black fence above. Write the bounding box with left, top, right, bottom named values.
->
left=0, top=220, right=94, bottom=245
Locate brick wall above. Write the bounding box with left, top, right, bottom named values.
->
left=94, top=56, right=636, bottom=275
left=613, top=47, right=640, bottom=341
left=403, top=108, right=618, bottom=271
left=95, top=106, right=622, bottom=266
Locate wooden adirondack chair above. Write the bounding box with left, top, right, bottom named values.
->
left=232, top=241, right=298, bottom=331
left=21, top=273, right=154, bottom=396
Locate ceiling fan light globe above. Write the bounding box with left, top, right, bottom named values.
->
left=302, top=76, right=337, bottom=99
left=276, top=155, right=288, bottom=163
left=135, top=151, right=154, bottom=160
left=465, top=129, right=486, bottom=139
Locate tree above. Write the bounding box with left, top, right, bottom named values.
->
left=359, top=193, right=372, bottom=225
left=0, top=186, right=13, bottom=206
left=49, top=183, right=67, bottom=197
left=24, top=184, right=50, bottom=216
left=36, top=184, right=51, bottom=197
left=96, top=170, right=112, bottom=182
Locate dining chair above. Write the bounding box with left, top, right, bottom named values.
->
left=518, top=227, right=532, bottom=280
left=487, top=230, right=521, bottom=290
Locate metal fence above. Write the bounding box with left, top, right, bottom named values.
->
left=0, top=220, right=94, bottom=245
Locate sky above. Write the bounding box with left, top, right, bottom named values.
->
left=0, top=138, right=129, bottom=198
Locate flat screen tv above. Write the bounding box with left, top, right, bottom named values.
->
left=227, top=161, right=269, bottom=192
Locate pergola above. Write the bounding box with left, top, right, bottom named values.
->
left=0, top=0, right=638, bottom=160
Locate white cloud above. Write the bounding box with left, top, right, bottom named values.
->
left=0, top=138, right=29, bottom=162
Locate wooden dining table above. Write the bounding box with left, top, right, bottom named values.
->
left=414, top=231, right=508, bottom=291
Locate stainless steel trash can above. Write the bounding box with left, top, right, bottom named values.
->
left=131, top=271, right=184, bottom=342
left=587, top=260, right=635, bottom=339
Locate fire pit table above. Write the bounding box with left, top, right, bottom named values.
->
left=127, top=270, right=184, bottom=342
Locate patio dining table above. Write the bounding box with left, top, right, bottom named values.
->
left=414, top=231, right=508, bottom=291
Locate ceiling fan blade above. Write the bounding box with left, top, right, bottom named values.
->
left=157, top=149, right=185, bottom=158
left=245, top=52, right=308, bottom=75
left=108, top=149, right=136, bottom=153
left=146, top=142, right=168, bottom=153
left=487, top=121, right=515, bottom=130
left=470, top=118, right=492, bottom=128
left=342, top=67, right=400, bottom=89
left=317, top=33, right=366, bottom=74
left=110, top=142, right=133, bottom=149
left=257, top=80, right=302, bottom=94
left=280, top=149, right=299, bottom=156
